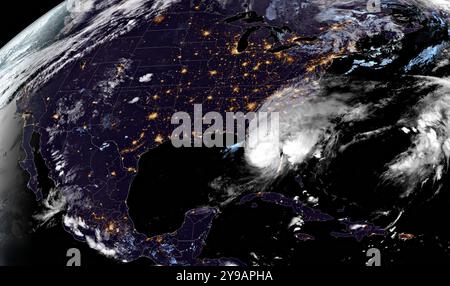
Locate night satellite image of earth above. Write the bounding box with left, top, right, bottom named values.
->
left=1, top=0, right=450, bottom=271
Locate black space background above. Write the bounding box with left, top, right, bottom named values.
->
left=1, top=0, right=448, bottom=271
left=0, top=0, right=113, bottom=266
left=0, top=0, right=61, bottom=48
left=0, top=0, right=146, bottom=266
